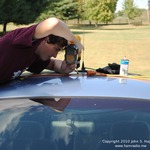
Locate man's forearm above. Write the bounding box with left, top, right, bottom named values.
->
left=46, top=58, right=64, bottom=73
left=34, top=17, right=84, bottom=53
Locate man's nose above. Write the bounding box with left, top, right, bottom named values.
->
left=53, top=51, right=58, bottom=58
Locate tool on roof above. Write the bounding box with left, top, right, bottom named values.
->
left=64, top=36, right=81, bottom=71
left=65, top=44, right=78, bottom=65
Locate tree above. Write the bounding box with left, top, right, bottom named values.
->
left=117, top=10, right=124, bottom=17
left=54, top=0, right=78, bottom=21
left=36, top=0, right=61, bottom=21
left=84, top=0, right=118, bottom=27
left=74, top=0, right=85, bottom=24
left=0, top=0, right=52, bottom=33
left=122, top=0, right=141, bottom=24
left=98, top=0, right=118, bottom=24
left=36, top=0, right=79, bottom=22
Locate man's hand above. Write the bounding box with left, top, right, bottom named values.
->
left=60, top=60, right=76, bottom=74
left=47, top=58, right=76, bottom=74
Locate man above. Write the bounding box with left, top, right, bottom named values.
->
left=0, top=17, right=84, bottom=83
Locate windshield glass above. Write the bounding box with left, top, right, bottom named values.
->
left=0, top=98, right=150, bottom=150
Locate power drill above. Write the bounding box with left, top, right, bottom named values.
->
left=64, top=44, right=81, bottom=68
left=65, top=44, right=79, bottom=68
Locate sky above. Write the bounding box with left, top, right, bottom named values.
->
left=116, top=0, right=148, bottom=12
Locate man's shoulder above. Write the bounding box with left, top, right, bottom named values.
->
left=10, top=24, right=39, bottom=47
left=13, top=24, right=38, bottom=35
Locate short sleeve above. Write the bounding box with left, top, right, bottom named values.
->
left=12, top=24, right=38, bottom=47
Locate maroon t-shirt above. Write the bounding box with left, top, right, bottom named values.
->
left=0, top=24, right=50, bottom=83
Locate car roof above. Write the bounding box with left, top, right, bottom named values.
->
left=0, top=75, right=149, bottom=100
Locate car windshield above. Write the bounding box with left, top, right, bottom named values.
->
left=0, top=98, right=150, bottom=150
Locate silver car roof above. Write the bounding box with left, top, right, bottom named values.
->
left=0, top=75, right=149, bottom=100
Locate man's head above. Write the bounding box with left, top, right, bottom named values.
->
left=47, top=34, right=68, bottom=50
left=36, top=34, right=68, bottom=61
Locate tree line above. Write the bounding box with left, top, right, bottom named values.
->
left=0, top=0, right=143, bottom=33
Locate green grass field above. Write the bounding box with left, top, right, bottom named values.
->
left=69, top=24, right=150, bottom=77
left=1, top=23, right=150, bottom=77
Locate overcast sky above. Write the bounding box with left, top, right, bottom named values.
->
left=116, top=0, right=148, bottom=12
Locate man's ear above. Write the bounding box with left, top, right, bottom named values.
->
left=45, top=36, right=49, bottom=42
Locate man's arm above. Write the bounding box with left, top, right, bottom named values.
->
left=46, top=58, right=76, bottom=74
left=33, top=17, right=84, bottom=54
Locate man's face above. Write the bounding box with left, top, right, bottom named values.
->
left=36, top=40, right=61, bottom=61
